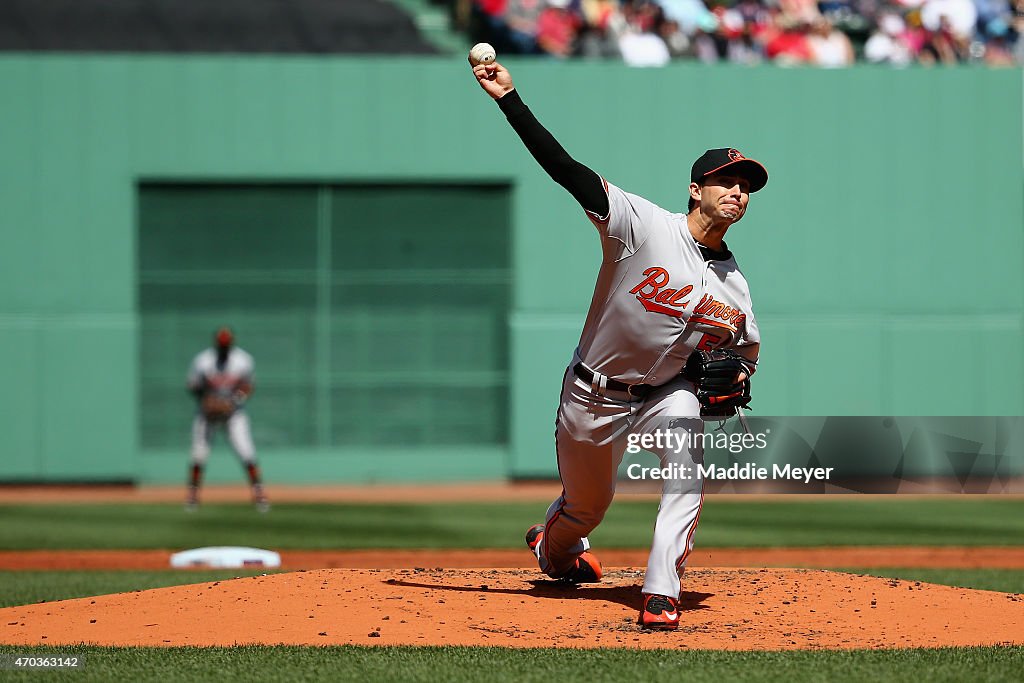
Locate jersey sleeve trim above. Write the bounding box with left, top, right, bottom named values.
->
left=584, top=176, right=612, bottom=225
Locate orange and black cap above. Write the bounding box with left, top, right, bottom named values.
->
left=690, top=148, right=769, bottom=193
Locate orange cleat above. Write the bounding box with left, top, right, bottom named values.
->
left=562, top=551, right=602, bottom=584
left=524, top=524, right=602, bottom=583
left=640, top=594, right=680, bottom=630
left=525, top=523, right=545, bottom=553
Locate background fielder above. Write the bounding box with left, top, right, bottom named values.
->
left=185, top=327, right=268, bottom=513
left=471, top=59, right=766, bottom=630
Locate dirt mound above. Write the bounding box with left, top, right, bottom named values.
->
left=1, top=568, right=1022, bottom=650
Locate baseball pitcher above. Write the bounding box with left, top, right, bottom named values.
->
left=185, top=327, right=268, bottom=513
left=471, top=60, right=767, bottom=629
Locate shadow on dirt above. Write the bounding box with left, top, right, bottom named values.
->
left=384, top=578, right=713, bottom=611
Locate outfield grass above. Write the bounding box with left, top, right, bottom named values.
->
left=0, top=499, right=1021, bottom=550
left=0, top=645, right=1021, bottom=683
left=1, top=568, right=1021, bottom=610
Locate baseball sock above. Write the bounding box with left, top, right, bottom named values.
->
left=245, top=463, right=262, bottom=487
left=189, top=464, right=203, bottom=489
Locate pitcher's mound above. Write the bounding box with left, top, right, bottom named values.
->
left=1, top=568, right=1021, bottom=650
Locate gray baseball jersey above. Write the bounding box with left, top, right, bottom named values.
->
left=538, top=178, right=761, bottom=600
left=577, top=179, right=759, bottom=385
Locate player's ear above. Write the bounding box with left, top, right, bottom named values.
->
left=688, top=182, right=701, bottom=206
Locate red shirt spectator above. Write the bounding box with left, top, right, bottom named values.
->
left=765, top=23, right=814, bottom=62
left=537, top=4, right=581, bottom=57
left=476, top=0, right=508, bottom=16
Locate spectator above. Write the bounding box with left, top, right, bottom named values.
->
left=504, top=0, right=545, bottom=53
left=808, top=17, right=856, bottom=65
left=691, top=14, right=724, bottom=62
left=981, top=17, right=1017, bottom=64
left=576, top=0, right=623, bottom=57
left=1013, top=0, right=1024, bottom=63
left=777, top=0, right=822, bottom=24
left=619, top=25, right=672, bottom=65
left=658, top=0, right=717, bottom=33
left=657, top=18, right=693, bottom=58
left=864, top=12, right=914, bottom=64
left=726, top=25, right=765, bottom=63
left=617, top=0, right=672, bottom=66
left=472, top=0, right=512, bottom=52
left=974, top=0, right=1012, bottom=31
left=713, top=5, right=765, bottom=63
left=765, top=16, right=815, bottom=64
left=537, top=0, right=581, bottom=56
left=464, top=0, right=1017, bottom=65
left=929, top=14, right=971, bottom=61
left=920, top=0, right=977, bottom=38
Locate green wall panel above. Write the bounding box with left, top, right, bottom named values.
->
left=139, top=182, right=511, bottom=457
left=888, top=321, right=1024, bottom=415
left=508, top=312, right=582, bottom=477
left=39, top=320, right=135, bottom=479
left=0, top=55, right=1019, bottom=482
left=140, top=447, right=507, bottom=486
left=0, top=325, right=42, bottom=478
left=775, top=319, right=887, bottom=416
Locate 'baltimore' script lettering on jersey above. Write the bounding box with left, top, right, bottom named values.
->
left=628, top=266, right=747, bottom=331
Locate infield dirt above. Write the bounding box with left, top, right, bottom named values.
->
left=1, top=568, right=1022, bottom=650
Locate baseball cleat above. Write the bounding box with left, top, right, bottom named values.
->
left=184, top=487, right=199, bottom=512
left=525, top=523, right=545, bottom=553
left=560, top=551, right=603, bottom=584
left=640, top=594, right=680, bottom=630
left=525, top=524, right=602, bottom=583
left=252, top=486, right=270, bottom=513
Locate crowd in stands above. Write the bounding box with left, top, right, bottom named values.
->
left=463, top=0, right=1023, bottom=65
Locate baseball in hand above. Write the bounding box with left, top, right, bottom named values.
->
left=469, top=42, right=496, bottom=67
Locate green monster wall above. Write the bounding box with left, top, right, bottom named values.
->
left=0, top=56, right=1020, bottom=482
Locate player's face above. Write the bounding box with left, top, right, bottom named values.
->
left=695, top=174, right=750, bottom=223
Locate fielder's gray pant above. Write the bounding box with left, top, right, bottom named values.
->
left=536, top=362, right=705, bottom=599
left=190, top=411, right=257, bottom=466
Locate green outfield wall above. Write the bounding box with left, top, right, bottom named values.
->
left=0, top=56, right=1020, bottom=483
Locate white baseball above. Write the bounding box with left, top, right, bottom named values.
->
left=469, top=42, right=496, bottom=67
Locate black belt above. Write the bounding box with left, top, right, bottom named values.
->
left=573, top=363, right=654, bottom=399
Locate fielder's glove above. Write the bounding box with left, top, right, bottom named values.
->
left=201, top=394, right=236, bottom=421
left=682, top=349, right=755, bottom=420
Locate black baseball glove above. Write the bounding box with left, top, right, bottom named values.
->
left=682, top=349, right=755, bottom=420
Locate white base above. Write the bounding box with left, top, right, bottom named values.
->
left=170, top=546, right=281, bottom=569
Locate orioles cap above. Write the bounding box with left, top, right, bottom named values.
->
left=690, top=148, right=769, bottom=193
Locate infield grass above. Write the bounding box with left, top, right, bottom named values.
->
left=0, top=645, right=1021, bottom=683
left=836, top=568, right=1024, bottom=594
left=0, top=570, right=277, bottom=609
left=0, top=498, right=1021, bottom=550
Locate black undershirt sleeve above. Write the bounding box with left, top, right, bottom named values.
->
left=496, top=89, right=609, bottom=219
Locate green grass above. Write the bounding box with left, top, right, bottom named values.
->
left=839, top=568, right=1024, bottom=594
left=0, top=645, right=1021, bottom=682
left=0, top=498, right=1022, bottom=550
left=0, top=570, right=277, bottom=609
left=1, top=500, right=1019, bottom=681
